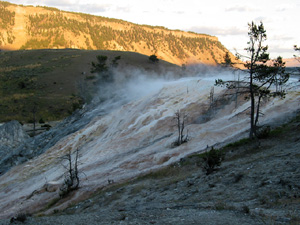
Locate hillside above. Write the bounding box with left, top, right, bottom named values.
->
left=2, top=112, right=300, bottom=224
left=0, top=68, right=299, bottom=221
left=0, top=1, right=238, bottom=66
left=284, top=58, right=300, bottom=67
left=0, top=49, right=180, bottom=123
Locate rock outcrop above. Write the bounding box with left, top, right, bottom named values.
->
left=0, top=121, right=29, bottom=174
left=0, top=120, right=29, bottom=148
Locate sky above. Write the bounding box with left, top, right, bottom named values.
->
left=5, top=0, right=300, bottom=59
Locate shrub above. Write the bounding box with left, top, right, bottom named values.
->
left=10, top=213, right=28, bottom=223
left=72, top=102, right=82, bottom=111
left=27, top=119, right=35, bottom=123
left=85, top=75, right=96, bottom=80
left=203, top=147, right=224, bottom=175
left=41, top=124, right=51, bottom=130
left=149, top=54, right=159, bottom=63
left=111, top=55, right=121, bottom=67
left=256, top=125, right=271, bottom=139
left=242, top=205, right=250, bottom=214
left=90, top=55, right=108, bottom=73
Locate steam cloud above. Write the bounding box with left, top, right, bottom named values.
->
left=88, top=64, right=237, bottom=117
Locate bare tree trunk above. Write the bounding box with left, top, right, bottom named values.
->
left=254, top=94, right=263, bottom=130
left=74, top=149, right=80, bottom=189
left=180, top=118, right=185, bottom=144
left=176, top=111, right=182, bottom=145
left=235, top=74, right=240, bottom=108
left=60, top=149, right=80, bottom=197
left=249, top=69, right=256, bottom=139
left=210, top=86, right=214, bottom=114
left=174, top=111, right=188, bottom=146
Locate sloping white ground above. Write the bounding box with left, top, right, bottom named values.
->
left=0, top=74, right=299, bottom=218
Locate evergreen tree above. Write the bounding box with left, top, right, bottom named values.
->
left=90, top=55, right=108, bottom=74
left=216, top=21, right=289, bottom=139
left=222, top=52, right=232, bottom=67
left=149, top=54, right=159, bottom=63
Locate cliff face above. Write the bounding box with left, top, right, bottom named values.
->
left=0, top=1, right=237, bottom=66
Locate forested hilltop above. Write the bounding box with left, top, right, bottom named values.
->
left=0, top=1, right=237, bottom=65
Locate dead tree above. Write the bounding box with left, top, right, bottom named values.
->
left=209, top=86, right=214, bottom=105
left=31, top=103, right=37, bottom=136
left=209, top=86, right=215, bottom=113
left=174, top=110, right=189, bottom=146
left=60, top=148, right=80, bottom=197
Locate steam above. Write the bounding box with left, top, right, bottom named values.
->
left=88, top=67, right=176, bottom=115
left=88, top=64, right=237, bottom=116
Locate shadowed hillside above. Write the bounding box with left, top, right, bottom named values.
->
left=0, top=49, right=180, bottom=123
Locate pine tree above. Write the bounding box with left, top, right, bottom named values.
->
left=216, top=21, right=289, bottom=139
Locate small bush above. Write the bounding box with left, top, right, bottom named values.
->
left=149, top=54, right=159, bottom=63
left=215, top=201, right=226, bottom=210
left=203, top=147, right=224, bottom=175
left=242, top=205, right=250, bottom=214
left=269, top=126, right=284, bottom=136
left=27, top=119, right=35, bottom=123
left=234, top=173, right=244, bottom=183
left=256, top=126, right=271, bottom=139
left=41, top=124, right=51, bottom=128
left=10, top=213, right=28, bottom=223
left=85, top=75, right=96, bottom=80
left=41, top=124, right=51, bottom=130
left=111, top=55, right=121, bottom=67
left=72, top=102, right=82, bottom=111
left=18, top=81, right=26, bottom=89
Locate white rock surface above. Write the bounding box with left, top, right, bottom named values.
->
left=0, top=73, right=299, bottom=218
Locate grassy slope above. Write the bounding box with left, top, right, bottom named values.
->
left=0, top=49, right=179, bottom=123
